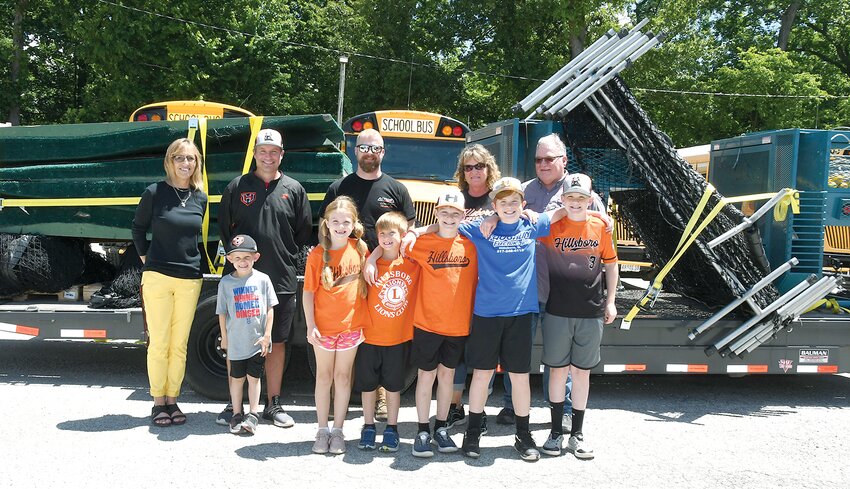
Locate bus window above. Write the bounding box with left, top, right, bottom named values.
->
left=130, top=100, right=255, bottom=122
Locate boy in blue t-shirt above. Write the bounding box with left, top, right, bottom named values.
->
left=403, top=177, right=566, bottom=462
left=216, top=234, right=278, bottom=436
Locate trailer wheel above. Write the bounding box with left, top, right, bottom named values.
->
left=185, top=296, right=229, bottom=400
left=185, top=296, right=294, bottom=400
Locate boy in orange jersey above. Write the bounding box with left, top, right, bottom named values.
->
left=365, top=188, right=477, bottom=458
left=355, top=212, right=420, bottom=453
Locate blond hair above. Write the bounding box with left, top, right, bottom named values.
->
left=453, top=144, right=501, bottom=192
left=375, top=211, right=409, bottom=235
left=163, top=138, right=204, bottom=190
left=317, top=196, right=368, bottom=297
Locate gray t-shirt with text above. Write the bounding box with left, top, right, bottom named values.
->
left=216, top=270, right=278, bottom=361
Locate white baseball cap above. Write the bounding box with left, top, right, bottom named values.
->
left=256, top=129, right=283, bottom=149
left=562, top=173, right=592, bottom=197
left=489, top=177, right=524, bottom=200
left=435, top=188, right=466, bottom=212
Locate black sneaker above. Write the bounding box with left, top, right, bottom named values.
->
left=216, top=404, right=233, bottom=426
left=496, top=407, right=515, bottom=425
left=229, top=412, right=244, bottom=434
left=447, top=405, right=466, bottom=428
left=461, top=429, right=481, bottom=459
left=263, top=396, right=295, bottom=427
left=514, top=431, right=541, bottom=462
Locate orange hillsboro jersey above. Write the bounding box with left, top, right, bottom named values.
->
left=539, top=216, right=617, bottom=318
left=364, top=256, right=419, bottom=346
left=406, top=233, right=477, bottom=336
left=304, top=239, right=368, bottom=336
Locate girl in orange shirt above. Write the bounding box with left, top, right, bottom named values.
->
left=303, top=196, right=368, bottom=455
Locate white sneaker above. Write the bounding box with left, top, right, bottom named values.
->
left=567, top=433, right=594, bottom=459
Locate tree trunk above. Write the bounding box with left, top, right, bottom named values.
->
left=777, top=0, right=801, bottom=51
left=570, top=27, right=587, bottom=58
left=9, top=0, right=29, bottom=126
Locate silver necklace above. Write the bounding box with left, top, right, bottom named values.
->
left=172, top=185, right=192, bottom=207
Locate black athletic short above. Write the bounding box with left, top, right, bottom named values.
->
left=271, top=293, right=296, bottom=344
left=411, top=328, right=466, bottom=371
left=466, top=313, right=533, bottom=373
left=230, top=352, right=265, bottom=379
left=353, top=341, right=411, bottom=393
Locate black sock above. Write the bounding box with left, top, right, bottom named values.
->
left=572, top=408, right=585, bottom=436
left=364, top=423, right=376, bottom=430
left=449, top=403, right=457, bottom=410
left=515, top=414, right=530, bottom=433
left=467, top=411, right=483, bottom=432
left=418, top=422, right=430, bottom=434
left=550, top=401, right=564, bottom=437
left=386, top=424, right=398, bottom=432
left=434, top=418, right=447, bottom=432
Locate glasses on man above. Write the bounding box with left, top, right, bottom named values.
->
left=356, top=144, right=384, bottom=154
left=534, top=155, right=564, bottom=165
left=172, top=154, right=197, bottom=163
left=463, top=162, right=486, bottom=172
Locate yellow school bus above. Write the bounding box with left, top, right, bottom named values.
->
left=129, top=101, right=255, bottom=122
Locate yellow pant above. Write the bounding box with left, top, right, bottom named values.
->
left=141, top=271, right=203, bottom=398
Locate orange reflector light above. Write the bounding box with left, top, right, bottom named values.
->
left=441, top=125, right=452, bottom=136
left=151, top=114, right=162, bottom=121
left=819, top=365, right=838, bottom=373
left=363, top=121, right=374, bottom=130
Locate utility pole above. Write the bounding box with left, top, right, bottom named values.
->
left=337, top=55, right=349, bottom=126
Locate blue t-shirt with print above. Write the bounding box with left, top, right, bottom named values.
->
left=459, top=213, right=551, bottom=317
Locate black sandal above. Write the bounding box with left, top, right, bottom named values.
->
left=166, top=403, right=187, bottom=425
left=151, top=405, right=172, bottom=427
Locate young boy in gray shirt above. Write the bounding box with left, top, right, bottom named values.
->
left=217, top=234, right=278, bottom=435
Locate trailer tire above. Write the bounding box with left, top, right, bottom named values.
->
left=185, top=296, right=229, bottom=400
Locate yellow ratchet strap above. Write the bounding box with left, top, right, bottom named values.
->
left=193, top=118, right=218, bottom=275
left=805, top=297, right=850, bottom=314
left=620, top=184, right=715, bottom=330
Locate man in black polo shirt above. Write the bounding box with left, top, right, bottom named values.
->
left=216, top=128, right=312, bottom=428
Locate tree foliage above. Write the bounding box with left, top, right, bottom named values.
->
left=1, top=0, right=849, bottom=146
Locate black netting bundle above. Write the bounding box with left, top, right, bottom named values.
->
left=0, top=234, right=106, bottom=296
left=89, top=245, right=142, bottom=309
left=572, top=76, right=779, bottom=310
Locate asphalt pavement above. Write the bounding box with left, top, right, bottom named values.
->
left=1, top=339, right=848, bottom=488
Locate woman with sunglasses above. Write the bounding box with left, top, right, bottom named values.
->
left=132, top=138, right=208, bottom=428
left=452, top=144, right=501, bottom=221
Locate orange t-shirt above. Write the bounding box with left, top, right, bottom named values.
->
left=364, top=256, right=419, bottom=346
left=303, top=239, right=367, bottom=336
left=406, top=233, right=477, bottom=337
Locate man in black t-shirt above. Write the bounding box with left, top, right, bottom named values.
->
left=319, top=128, right=415, bottom=251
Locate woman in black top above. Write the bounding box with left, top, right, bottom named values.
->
left=452, top=144, right=501, bottom=221
left=132, top=138, right=208, bottom=427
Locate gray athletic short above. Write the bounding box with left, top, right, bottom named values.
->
left=541, top=315, right=603, bottom=370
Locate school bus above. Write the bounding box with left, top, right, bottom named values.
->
left=129, top=100, right=255, bottom=122
left=342, top=110, right=470, bottom=225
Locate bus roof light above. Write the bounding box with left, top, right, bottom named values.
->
left=363, top=121, right=374, bottom=130
left=441, top=125, right=452, bottom=136
left=452, top=126, right=463, bottom=137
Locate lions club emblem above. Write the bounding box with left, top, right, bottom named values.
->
left=378, top=277, right=409, bottom=312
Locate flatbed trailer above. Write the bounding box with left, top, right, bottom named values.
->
left=4, top=278, right=848, bottom=401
